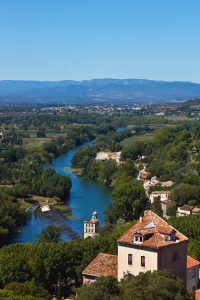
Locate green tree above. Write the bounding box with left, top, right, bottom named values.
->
left=76, top=275, right=120, bottom=300
left=99, top=159, right=117, bottom=185
left=35, top=225, right=62, bottom=244
left=119, top=270, right=193, bottom=300
left=116, top=158, right=137, bottom=178
left=111, top=181, right=146, bottom=219
left=36, top=131, right=46, bottom=138
left=57, top=273, right=61, bottom=300
left=152, top=196, right=163, bottom=217
left=4, top=282, right=51, bottom=300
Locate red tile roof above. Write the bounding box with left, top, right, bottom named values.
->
left=196, top=289, right=200, bottom=300
left=187, top=255, right=200, bottom=269
left=117, top=211, right=188, bottom=248
left=82, top=253, right=118, bottom=278
left=161, top=199, right=171, bottom=204
left=84, top=219, right=99, bottom=223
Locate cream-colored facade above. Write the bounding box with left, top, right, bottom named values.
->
left=118, top=241, right=187, bottom=287
left=176, top=205, right=194, bottom=217
left=84, top=211, right=99, bottom=238
left=83, top=211, right=200, bottom=292
left=149, top=191, right=170, bottom=203
left=118, top=244, right=158, bottom=280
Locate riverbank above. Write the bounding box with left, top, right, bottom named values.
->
left=20, top=196, right=78, bottom=220
left=19, top=195, right=57, bottom=211
left=7, top=138, right=113, bottom=244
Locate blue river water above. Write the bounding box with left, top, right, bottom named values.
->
left=6, top=128, right=125, bottom=244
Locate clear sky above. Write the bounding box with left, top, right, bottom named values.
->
left=0, top=0, right=200, bottom=82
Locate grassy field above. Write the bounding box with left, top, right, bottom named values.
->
left=121, top=134, right=153, bottom=146
left=19, top=195, right=56, bottom=210
left=22, top=138, right=51, bottom=149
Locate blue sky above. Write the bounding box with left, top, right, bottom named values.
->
left=0, top=0, right=200, bottom=82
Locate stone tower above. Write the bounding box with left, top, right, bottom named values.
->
left=84, top=211, right=99, bottom=238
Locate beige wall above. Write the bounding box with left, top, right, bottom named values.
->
left=158, top=241, right=187, bottom=287
left=177, top=209, right=191, bottom=217
left=84, top=222, right=97, bottom=238
left=186, top=266, right=199, bottom=291
left=83, top=274, right=97, bottom=284
left=150, top=193, right=169, bottom=203
left=118, top=243, right=158, bottom=280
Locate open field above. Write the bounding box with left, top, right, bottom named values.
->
left=121, top=134, right=153, bottom=146
left=22, top=138, right=50, bottom=149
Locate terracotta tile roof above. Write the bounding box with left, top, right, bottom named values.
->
left=161, top=199, right=171, bottom=204
left=161, top=181, right=174, bottom=186
left=139, top=169, right=149, bottom=174
left=187, top=255, right=200, bottom=269
left=117, top=211, right=188, bottom=248
left=82, top=253, right=118, bottom=278
left=84, top=219, right=98, bottom=223
left=196, top=289, right=200, bottom=300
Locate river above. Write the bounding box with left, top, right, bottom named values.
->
left=7, top=128, right=125, bottom=244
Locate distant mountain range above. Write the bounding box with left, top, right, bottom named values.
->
left=0, top=79, right=200, bottom=104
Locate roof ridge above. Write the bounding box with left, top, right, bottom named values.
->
left=151, top=211, right=160, bottom=248
left=99, top=253, right=118, bottom=257
left=187, top=255, right=200, bottom=264
left=150, top=210, right=189, bottom=241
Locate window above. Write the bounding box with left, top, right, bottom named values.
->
left=192, top=268, right=196, bottom=278
left=128, top=254, right=133, bottom=265
left=141, top=256, right=145, bottom=267
left=134, top=235, right=143, bottom=243
left=192, top=286, right=196, bottom=292
left=89, top=224, right=90, bottom=227
left=86, top=224, right=87, bottom=227
left=91, top=224, right=93, bottom=227
left=86, top=229, right=87, bottom=232
left=89, top=229, right=90, bottom=233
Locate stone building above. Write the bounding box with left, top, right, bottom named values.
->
left=161, top=199, right=176, bottom=218
left=149, top=191, right=170, bottom=203
left=84, top=211, right=99, bottom=239
left=83, top=211, right=200, bottom=291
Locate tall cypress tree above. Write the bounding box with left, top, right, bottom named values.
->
left=57, top=273, right=61, bottom=300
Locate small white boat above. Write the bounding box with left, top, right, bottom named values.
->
left=41, top=205, right=50, bottom=212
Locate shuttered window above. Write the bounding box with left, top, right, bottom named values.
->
left=128, top=254, right=133, bottom=265
left=141, top=256, right=145, bottom=267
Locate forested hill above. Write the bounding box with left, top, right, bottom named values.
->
left=1, top=79, right=200, bottom=103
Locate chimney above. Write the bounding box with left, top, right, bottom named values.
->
left=140, top=217, right=143, bottom=222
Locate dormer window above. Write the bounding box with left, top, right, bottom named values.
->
left=134, top=235, right=143, bottom=243
left=164, top=234, right=176, bottom=242
left=164, top=235, right=170, bottom=242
